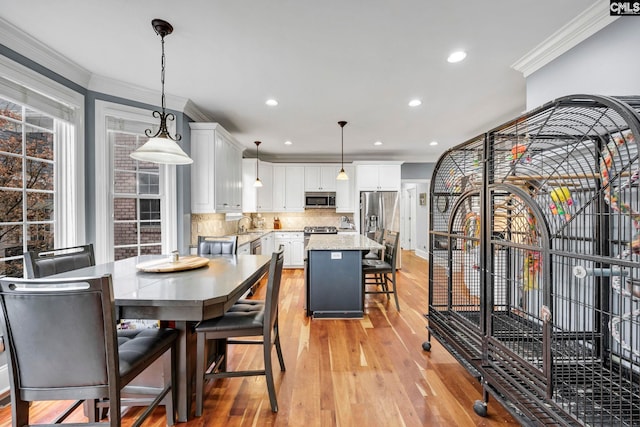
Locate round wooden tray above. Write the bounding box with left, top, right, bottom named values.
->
left=136, top=256, right=210, bottom=272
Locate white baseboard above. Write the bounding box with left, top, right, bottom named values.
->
left=415, top=249, right=428, bottom=260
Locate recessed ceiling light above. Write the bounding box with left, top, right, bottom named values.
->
left=374, top=141, right=383, bottom=146
left=265, top=99, right=278, bottom=106
left=408, top=99, right=422, bottom=107
left=447, top=51, right=467, bottom=63
left=284, top=140, right=292, bottom=145
left=429, top=141, right=438, bottom=146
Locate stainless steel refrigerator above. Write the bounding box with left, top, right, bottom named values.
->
left=360, top=191, right=401, bottom=268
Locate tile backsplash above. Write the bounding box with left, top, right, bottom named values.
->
left=191, top=211, right=354, bottom=245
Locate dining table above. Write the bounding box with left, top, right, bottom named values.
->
left=51, top=253, right=271, bottom=422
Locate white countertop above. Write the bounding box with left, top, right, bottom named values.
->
left=306, top=234, right=384, bottom=251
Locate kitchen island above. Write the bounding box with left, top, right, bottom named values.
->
left=306, top=234, right=384, bottom=318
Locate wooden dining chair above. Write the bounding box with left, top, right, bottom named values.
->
left=0, top=274, right=179, bottom=427
left=23, top=244, right=95, bottom=278
left=362, top=231, right=400, bottom=311
left=197, top=236, right=238, bottom=256
left=194, top=246, right=285, bottom=415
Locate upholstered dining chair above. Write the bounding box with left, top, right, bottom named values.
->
left=24, top=244, right=95, bottom=278
left=362, top=230, right=400, bottom=311
left=194, top=246, right=285, bottom=415
left=197, top=236, right=238, bottom=256
left=0, top=275, right=179, bottom=427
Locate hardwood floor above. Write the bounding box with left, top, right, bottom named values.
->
left=0, top=251, right=518, bottom=426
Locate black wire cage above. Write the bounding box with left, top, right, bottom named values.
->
left=424, top=94, right=640, bottom=426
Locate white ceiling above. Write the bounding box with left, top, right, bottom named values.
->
left=1, top=0, right=597, bottom=163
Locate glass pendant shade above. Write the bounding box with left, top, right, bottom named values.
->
left=130, top=19, right=192, bottom=165
left=336, top=167, right=348, bottom=180
left=131, top=135, right=193, bottom=165
left=336, top=120, right=349, bottom=180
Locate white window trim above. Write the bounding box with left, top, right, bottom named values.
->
left=94, top=100, right=177, bottom=263
left=0, top=55, right=85, bottom=248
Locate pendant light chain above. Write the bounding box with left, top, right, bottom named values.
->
left=337, top=121, right=348, bottom=180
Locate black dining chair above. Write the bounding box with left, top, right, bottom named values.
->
left=24, top=244, right=95, bottom=278
left=362, top=231, right=400, bottom=311
left=197, top=236, right=238, bottom=256
left=0, top=274, right=179, bottom=427
left=194, top=246, right=285, bottom=415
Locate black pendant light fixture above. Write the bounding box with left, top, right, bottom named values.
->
left=336, top=121, right=348, bottom=180
left=130, top=19, right=193, bottom=165
left=253, top=141, right=263, bottom=187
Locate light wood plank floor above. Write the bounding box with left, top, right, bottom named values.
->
left=0, top=251, right=518, bottom=426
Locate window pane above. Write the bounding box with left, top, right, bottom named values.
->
left=114, top=140, right=137, bottom=172
left=26, top=192, right=53, bottom=221
left=0, top=123, right=23, bottom=155
left=0, top=154, right=23, bottom=187
left=25, top=126, right=53, bottom=160
left=26, top=158, right=53, bottom=190
left=114, top=197, right=137, bottom=220
left=0, top=224, right=23, bottom=256
left=139, top=172, right=160, bottom=195
left=114, top=222, right=138, bottom=245
left=27, top=223, right=53, bottom=252
left=114, top=171, right=137, bottom=194
left=141, top=245, right=161, bottom=255
left=0, top=189, right=23, bottom=222
left=0, top=258, right=23, bottom=278
left=141, top=225, right=161, bottom=244
left=24, top=109, right=54, bottom=131
left=115, top=246, right=137, bottom=261
left=0, top=98, right=23, bottom=121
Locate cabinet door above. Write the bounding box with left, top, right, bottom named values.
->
left=272, top=166, right=286, bottom=211
left=257, top=162, right=273, bottom=211
left=242, top=158, right=258, bottom=213
left=377, top=165, right=401, bottom=191
left=320, top=166, right=338, bottom=191
left=291, top=239, right=305, bottom=266
left=336, top=165, right=355, bottom=212
left=227, top=143, right=243, bottom=212
left=304, top=166, right=322, bottom=191
left=190, top=129, right=216, bottom=213
left=356, top=165, right=381, bottom=191
left=284, top=166, right=305, bottom=211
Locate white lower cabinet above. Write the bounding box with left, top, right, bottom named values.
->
left=261, top=232, right=274, bottom=255
left=274, top=231, right=304, bottom=267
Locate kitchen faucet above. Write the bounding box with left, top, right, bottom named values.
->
left=237, top=215, right=252, bottom=234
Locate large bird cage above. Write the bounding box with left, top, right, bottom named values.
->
left=424, top=94, right=640, bottom=425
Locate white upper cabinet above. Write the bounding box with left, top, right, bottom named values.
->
left=304, top=165, right=338, bottom=192
left=356, top=164, right=401, bottom=191
left=272, top=165, right=305, bottom=212
left=335, top=165, right=355, bottom=212
left=190, top=123, right=244, bottom=213
left=242, top=159, right=273, bottom=213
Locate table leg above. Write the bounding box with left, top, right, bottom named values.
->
left=174, top=321, right=196, bottom=422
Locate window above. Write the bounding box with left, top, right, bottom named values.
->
left=111, top=130, right=163, bottom=260
left=94, top=101, right=177, bottom=263
left=0, top=62, right=83, bottom=277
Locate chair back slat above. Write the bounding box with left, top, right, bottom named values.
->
left=383, top=231, right=400, bottom=267
left=24, top=244, right=95, bottom=278
left=264, top=246, right=285, bottom=339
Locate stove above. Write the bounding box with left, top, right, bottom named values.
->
left=303, top=226, right=338, bottom=235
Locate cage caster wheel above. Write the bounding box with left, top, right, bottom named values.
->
left=473, top=400, right=487, bottom=417
left=422, top=341, right=431, bottom=351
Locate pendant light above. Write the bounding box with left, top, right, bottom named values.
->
left=130, top=19, right=193, bottom=165
left=336, top=121, right=349, bottom=180
left=253, top=141, right=263, bottom=187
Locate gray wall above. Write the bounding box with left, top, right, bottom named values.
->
left=526, top=18, right=640, bottom=109
left=401, top=162, right=435, bottom=180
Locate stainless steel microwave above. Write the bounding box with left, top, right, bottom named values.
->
left=305, top=192, right=336, bottom=209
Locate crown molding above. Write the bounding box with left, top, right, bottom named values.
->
left=88, top=73, right=187, bottom=111
left=0, top=16, right=91, bottom=87
left=512, top=1, right=618, bottom=77
left=183, top=99, right=214, bottom=122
